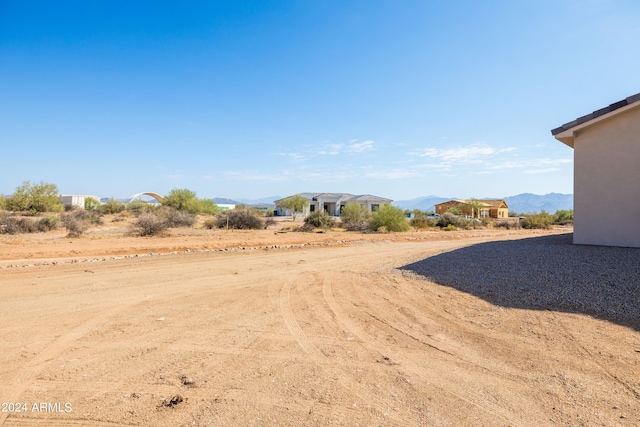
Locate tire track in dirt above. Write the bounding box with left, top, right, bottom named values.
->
left=0, top=306, right=131, bottom=427
left=278, top=277, right=415, bottom=426
left=0, top=267, right=266, bottom=427
left=321, top=271, right=530, bottom=425
left=549, top=313, right=640, bottom=401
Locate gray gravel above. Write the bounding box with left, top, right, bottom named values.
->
left=400, top=233, right=640, bottom=326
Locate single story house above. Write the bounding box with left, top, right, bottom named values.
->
left=552, top=92, right=640, bottom=248
left=435, top=199, right=509, bottom=218
left=274, top=193, right=393, bottom=217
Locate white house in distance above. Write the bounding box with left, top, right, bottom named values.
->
left=552, top=92, right=640, bottom=248
left=274, top=193, right=393, bottom=217
left=60, top=195, right=100, bottom=210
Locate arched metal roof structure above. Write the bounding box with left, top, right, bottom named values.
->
left=128, top=192, right=164, bottom=204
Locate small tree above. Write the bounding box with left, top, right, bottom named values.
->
left=162, top=188, right=201, bottom=214
left=6, top=181, right=64, bottom=214
left=340, top=202, right=371, bottom=231
left=369, top=205, right=410, bottom=232
left=279, top=195, right=308, bottom=221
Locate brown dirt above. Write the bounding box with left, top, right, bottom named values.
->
left=1, top=220, right=638, bottom=426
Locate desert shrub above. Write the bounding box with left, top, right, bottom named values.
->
left=37, top=216, right=60, bottom=232
left=0, top=196, right=6, bottom=210
left=554, top=209, right=574, bottom=225
left=84, top=197, right=100, bottom=210
left=215, top=209, right=264, bottom=230
left=61, top=211, right=88, bottom=237
left=297, top=222, right=316, bottom=232
left=437, top=213, right=472, bottom=230
left=5, top=181, right=64, bottom=214
left=264, top=217, right=276, bottom=228
left=494, top=219, right=521, bottom=229
left=521, top=211, right=554, bottom=229
left=135, top=213, right=169, bottom=236
left=126, top=200, right=155, bottom=215
left=340, top=203, right=371, bottom=231
left=304, top=211, right=335, bottom=229
left=158, top=206, right=196, bottom=227
left=99, top=198, right=125, bottom=214
left=443, top=224, right=458, bottom=231
left=1, top=217, right=38, bottom=234
left=410, top=214, right=438, bottom=230
left=369, top=205, right=410, bottom=232
left=265, top=209, right=275, bottom=217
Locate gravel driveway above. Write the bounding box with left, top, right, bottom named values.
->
left=401, top=233, right=640, bottom=328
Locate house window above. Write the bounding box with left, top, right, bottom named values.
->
left=310, top=205, right=315, bottom=212
left=372, top=204, right=379, bottom=212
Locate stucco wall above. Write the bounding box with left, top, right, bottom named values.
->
left=573, top=106, right=640, bottom=247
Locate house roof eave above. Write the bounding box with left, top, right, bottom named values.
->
left=551, top=92, right=640, bottom=148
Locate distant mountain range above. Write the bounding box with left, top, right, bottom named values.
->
left=392, top=193, right=573, bottom=214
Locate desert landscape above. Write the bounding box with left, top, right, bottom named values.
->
left=1, top=219, right=639, bottom=426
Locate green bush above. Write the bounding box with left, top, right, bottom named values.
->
left=99, top=198, right=125, bottom=214
left=199, top=199, right=219, bottom=215
left=521, top=211, right=554, bottom=229
left=554, top=209, right=574, bottom=225
left=215, top=209, right=264, bottom=230
left=340, top=203, right=371, bottom=231
left=369, top=205, right=410, bottom=232
left=162, top=188, right=200, bottom=214
left=5, top=181, right=64, bottom=214
left=84, top=197, right=100, bottom=211
left=304, top=211, right=335, bottom=229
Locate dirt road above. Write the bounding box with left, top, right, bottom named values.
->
left=1, top=229, right=639, bottom=426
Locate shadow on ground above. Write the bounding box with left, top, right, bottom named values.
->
left=400, top=233, right=640, bottom=331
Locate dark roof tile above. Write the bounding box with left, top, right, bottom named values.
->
left=551, top=92, right=640, bottom=135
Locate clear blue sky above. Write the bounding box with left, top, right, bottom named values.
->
left=2, top=0, right=639, bottom=201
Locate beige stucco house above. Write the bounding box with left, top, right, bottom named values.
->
left=435, top=199, right=508, bottom=219
left=274, top=193, right=392, bottom=217
left=552, top=92, right=640, bottom=248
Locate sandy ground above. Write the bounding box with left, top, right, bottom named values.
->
left=1, top=220, right=639, bottom=426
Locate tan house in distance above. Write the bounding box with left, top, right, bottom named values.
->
left=552, top=92, right=640, bottom=248
left=435, top=199, right=508, bottom=218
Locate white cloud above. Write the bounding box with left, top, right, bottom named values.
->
left=347, top=140, right=374, bottom=153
